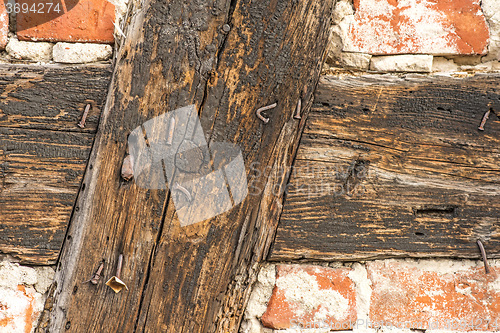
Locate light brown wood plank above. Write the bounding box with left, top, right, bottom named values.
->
left=269, top=74, right=500, bottom=261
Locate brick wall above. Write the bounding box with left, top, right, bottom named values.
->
left=0, top=0, right=126, bottom=63
left=325, top=0, right=500, bottom=73
left=0, top=0, right=498, bottom=71
left=243, top=261, right=500, bottom=333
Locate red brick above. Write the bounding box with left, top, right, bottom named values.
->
left=368, top=260, right=500, bottom=331
left=17, top=0, right=115, bottom=43
left=261, top=265, right=357, bottom=330
left=0, top=1, right=8, bottom=50
left=346, top=0, right=489, bottom=55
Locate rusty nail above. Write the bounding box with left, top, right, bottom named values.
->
left=172, top=183, right=192, bottom=202
left=121, top=154, right=134, bottom=181
left=167, top=117, right=176, bottom=145
left=478, top=109, right=491, bottom=131
left=116, top=254, right=123, bottom=278
left=83, top=261, right=105, bottom=285
left=256, top=103, right=277, bottom=124
left=90, top=261, right=105, bottom=284
left=294, top=98, right=302, bottom=119
left=78, top=104, right=91, bottom=128
left=476, top=239, right=490, bottom=274
left=106, top=254, right=129, bottom=293
left=222, top=24, right=231, bottom=33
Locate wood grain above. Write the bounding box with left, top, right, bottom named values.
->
left=46, top=0, right=334, bottom=332
left=269, top=74, right=500, bottom=261
left=0, top=128, right=93, bottom=264
left=0, top=63, right=112, bottom=133
left=0, top=64, right=111, bottom=264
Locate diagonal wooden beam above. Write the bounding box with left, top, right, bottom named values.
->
left=44, top=0, right=335, bottom=331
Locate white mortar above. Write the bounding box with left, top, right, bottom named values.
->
left=240, top=264, right=276, bottom=333
left=0, top=261, right=55, bottom=333
left=481, top=0, right=500, bottom=62
left=370, top=55, right=433, bottom=72
left=53, top=42, right=113, bottom=63
left=6, top=38, right=53, bottom=61
left=277, top=267, right=349, bottom=322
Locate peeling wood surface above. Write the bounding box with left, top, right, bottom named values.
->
left=0, top=64, right=111, bottom=264
left=269, top=74, right=500, bottom=262
left=47, top=0, right=333, bottom=332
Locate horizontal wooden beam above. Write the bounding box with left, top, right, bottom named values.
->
left=0, top=63, right=112, bottom=133
left=0, top=64, right=112, bottom=264
left=269, top=74, right=500, bottom=262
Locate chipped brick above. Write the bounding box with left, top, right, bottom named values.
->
left=0, top=1, right=8, bottom=50
left=368, top=260, right=500, bottom=331
left=17, top=0, right=115, bottom=43
left=0, top=285, right=39, bottom=332
left=344, top=0, right=489, bottom=55
left=261, top=265, right=357, bottom=330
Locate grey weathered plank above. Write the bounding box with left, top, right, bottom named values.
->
left=269, top=74, right=500, bottom=261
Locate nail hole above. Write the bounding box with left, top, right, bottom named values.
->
left=72, top=285, right=78, bottom=294
left=415, top=232, right=425, bottom=236
left=67, top=235, right=72, bottom=240
left=106, top=236, right=110, bottom=241
left=81, top=183, right=86, bottom=191
left=89, top=164, right=93, bottom=170
left=65, top=321, right=71, bottom=330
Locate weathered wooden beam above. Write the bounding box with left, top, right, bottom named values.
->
left=0, top=63, right=111, bottom=133
left=269, top=74, right=500, bottom=262
left=0, top=128, right=94, bottom=264
left=0, top=64, right=111, bottom=264
left=46, top=0, right=334, bottom=332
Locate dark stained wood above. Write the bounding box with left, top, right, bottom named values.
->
left=0, top=64, right=112, bottom=265
left=46, top=0, right=334, bottom=332
left=269, top=74, right=500, bottom=262
left=0, top=128, right=94, bottom=264
left=0, top=63, right=112, bottom=133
